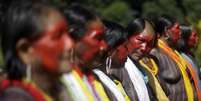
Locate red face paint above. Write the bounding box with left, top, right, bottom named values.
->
left=126, top=32, right=155, bottom=60
left=115, top=44, right=128, bottom=63
left=81, top=27, right=108, bottom=61
left=32, top=18, right=74, bottom=74
left=188, top=30, right=199, bottom=48
left=168, top=23, right=181, bottom=44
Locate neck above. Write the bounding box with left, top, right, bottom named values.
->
left=73, top=57, right=92, bottom=75
left=111, top=58, right=126, bottom=70
left=31, top=66, right=60, bottom=100
left=98, top=62, right=107, bottom=73
left=160, top=37, right=176, bottom=49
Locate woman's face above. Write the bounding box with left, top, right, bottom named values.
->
left=168, top=23, right=181, bottom=44
left=126, top=21, right=156, bottom=60
left=75, top=20, right=108, bottom=69
left=111, top=44, right=128, bottom=67
left=188, top=30, right=199, bottom=48
left=31, top=11, right=74, bottom=74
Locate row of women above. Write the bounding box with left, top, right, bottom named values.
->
left=0, top=1, right=200, bottom=101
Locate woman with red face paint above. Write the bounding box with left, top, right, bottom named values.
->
left=102, top=19, right=151, bottom=101
left=114, top=18, right=160, bottom=101
left=177, top=25, right=201, bottom=99
left=104, top=18, right=157, bottom=101
left=0, top=1, right=74, bottom=101
left=125, top=18, right=169, bottom=101
left=60, top=4, right=110, bottom=101
left=178, top=25, right=199, bottom=54
left=151, top=15, right=196, bottom=101
left=92, top=20, right=135, bottom=101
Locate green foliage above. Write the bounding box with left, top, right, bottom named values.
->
left=195, top=42, right=201, bottom=65
left=66, top=0, right=133, bottom=26
left=183, top=0, right=201, bottom=24
left=194, top=20, right=201, bottom=65
left=100, top=1, right=133, bottom=26
left=142, top=0, right=185, bottom=23
left=0, top=48, right=3, bottom=66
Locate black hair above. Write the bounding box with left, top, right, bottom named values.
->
left=126, top=18, right=155, bottom=36
left=1, top=1, right=57, bottom=80
left=154, top=15, right=177, bottom=36
left=61, top=3, right=97, bottom=40
left=102, top=20, right=127, bottom=49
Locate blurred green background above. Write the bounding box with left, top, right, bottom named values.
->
left=0, top=0, right=201, bottom=67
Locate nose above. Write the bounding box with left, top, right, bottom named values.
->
left=63, top=33, right=75, bottom=51
left=140, top=43, right=149, bottom=53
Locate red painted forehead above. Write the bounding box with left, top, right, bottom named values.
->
left=86, top=27, right=105, bottom=37
left=29, top=19, right=68, bottom=43
left=130, top=32, right=153, bottom=39
left=173, top=22, right=179, bottom=27
left=43, top=19, right=67, bottom=34
left=171, top=22, right=180, bottom=30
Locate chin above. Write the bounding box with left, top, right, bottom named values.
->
left=88, top=64, right=99, bottom=69
left=130, top=54, right=140, bottom=61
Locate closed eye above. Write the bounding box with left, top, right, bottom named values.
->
left=136, top=38, right=145, bottom=43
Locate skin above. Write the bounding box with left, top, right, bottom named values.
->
left=74, top=19, right=108, bottom=69
left=17, top=10, right=74, bottom=74
left=187, top=30, right=199, bottom=48
left=106, top=21, right=156, bottom=69
left=17, top=9, right=75, bottom=100
left=109, top=43, right=128, bottom=68
left=30, top=10, right=74, bottom=75
left=167, top=23, right=181, bottom=45
left=126, top=21, right=156, bottom=61
left=17, top=9, right=75, bottom=94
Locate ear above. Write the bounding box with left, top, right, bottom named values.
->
left=164, top=27, right=171, bottom=38
left=16, top=38, right=33, bottom=65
